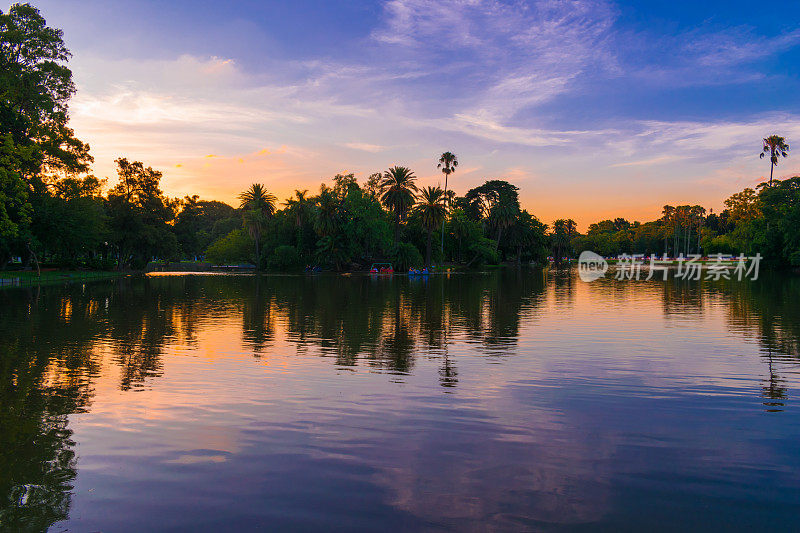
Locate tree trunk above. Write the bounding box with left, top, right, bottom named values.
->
left=441, top=174, right=447, bottom=258
left=254, top=239, right=260, bottom=271
left=697, top=220, right=702, bottom=254
left=673, top=231, right=677, bottom=257
left=770, top=160, right=774, bottom=187
left=27, top=243, right=40, bottom=278
left=395, top=212, right=400, bottom=243
left=426, top=229, right=432, bottom=268
left=685, top=227, right=690, bottom=256
left=465, top=250, right=481, bottom=268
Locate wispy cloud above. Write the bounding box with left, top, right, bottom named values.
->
left=373, top=0, right=617, bottom=121
left=610, top=155, right=680, bottom=168
left=626, top=24, right=800, bottom=87
left=685, top=27, right=800, bottom=67
left=344, top=143, right=386, bottom=153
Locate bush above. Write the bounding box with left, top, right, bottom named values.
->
left=392, top=242, right=423, bottom=271
left=205, top=229, right=251, bottom=264
left=268, top=245, right=301, bottom=271
left=468, top=237, right=500, bottom=266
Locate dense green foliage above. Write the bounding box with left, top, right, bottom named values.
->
left=566, top=179, right=800, bottom=267
left=203, top=174, right=547, bottom=271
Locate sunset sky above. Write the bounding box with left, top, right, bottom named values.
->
left=33, top=0, right=800, bottom=228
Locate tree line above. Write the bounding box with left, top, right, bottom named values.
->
left=568, top=168, right=798, bottom=268
left=0, top=4, right=551, bottom=272
left=1, top=4, right=798, bottom=273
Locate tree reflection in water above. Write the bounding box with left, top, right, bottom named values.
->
left=0, top=269, right=799, bottom=529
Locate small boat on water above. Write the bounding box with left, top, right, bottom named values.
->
left=369, top=262, right=394, bottom=275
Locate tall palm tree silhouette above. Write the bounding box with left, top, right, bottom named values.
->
left=760, top=135, right=789, bottom=187
left=437, top=152, right=458, bottom=258
left=238, top=183, right=276, bottom=270
left=379, top=166, right=418, bottom=242
left=416, top=186, right=446, bottom=267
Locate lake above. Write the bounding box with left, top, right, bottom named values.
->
left=1, top=270, right=799, bottom=531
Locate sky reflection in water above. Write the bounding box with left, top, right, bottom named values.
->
left=1, top=270, right=799, bottom=531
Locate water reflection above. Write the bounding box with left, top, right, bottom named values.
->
left=0, top=270, right=799, bottom=530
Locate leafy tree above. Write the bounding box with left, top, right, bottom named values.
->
left=725, top=188, right=761, bottom=223
left=332, top=172, right=358, bottom=197
left=316, top=234, right=349, bottom=271
left=173, top=195, right=236, bottom=259
left=204, top=228, right=250, bottom=264
left=107, top=158, right=177, bottom=269
left=446, top=208, right=472, bottom=262
left=284, top=189, right=312, bottom=249
left=0, top=134, right=33, bottom=262
left=489, top=198, right=520, bottom=249
left=314, top=185, right=344, bottom=238
left=268, top=244, right=301, bottom=271
left=507, top=210, right=548, bottom=264
left=392, top=241, right=423, bottom=271
left=464, top=180, right=519, bottom=222
left=0, top=4, right=93, bottom=266
left=339, top=186, right=392, bottom=265
left=0, top=3, right=91, bottom=183
left=30, top=174, right=107, bottom=266
left=363, top=172, right=382, bottom=199
left=760, top=135, right=789, bottom=187
left=756, top=177, right=800, bottom=265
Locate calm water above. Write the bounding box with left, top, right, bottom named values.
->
left=1, top=270, right=800, bottom=531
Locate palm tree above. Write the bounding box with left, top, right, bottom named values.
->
left=437, top=152, right=458, bottom=257
left=239, top=183, right=277, bottom=215
left=760, top=135, right=789, bottom=187
left=284, top=189, right=310, bottom=227
left=551, top=218, right=576, bottom=266
left=489, top=199, right=519, bottom=248
left=314, top=186, right=343, bottom=238
left=661, top=205, right=675, bottom=256
left=508, top=210, right=538, bottom=264
left=316, top=234, right=348, bottom=271
left=448, top=209, right=472, bottom=262
left=416, top=186, right=446, bottom=267
left=379, top=166, right=418, bottom=242
left=565, top=218, right=577, bottom=237
left=238, top=183, right=276, bottom=270
left=284, top=189, right=311, bottom=249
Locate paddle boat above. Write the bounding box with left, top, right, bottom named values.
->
left=369, top=262, right=393, bottom=275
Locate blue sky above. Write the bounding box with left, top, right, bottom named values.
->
left=31, top=0, right=800, bottom=226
